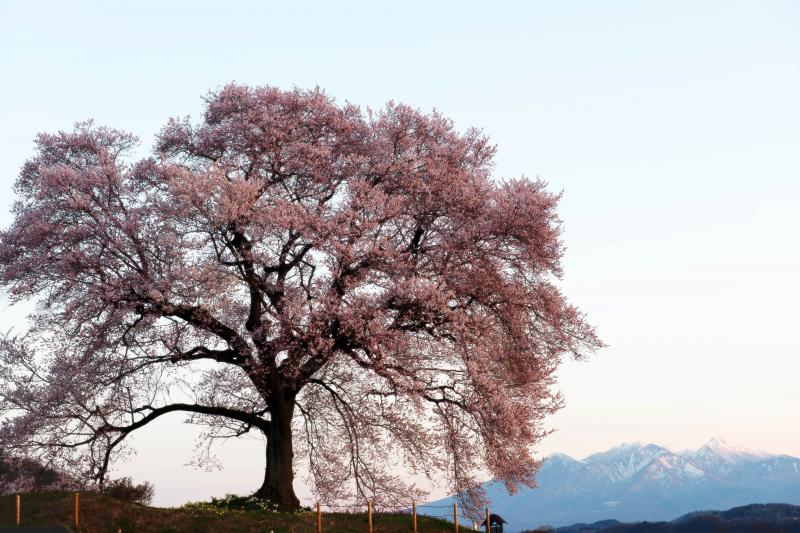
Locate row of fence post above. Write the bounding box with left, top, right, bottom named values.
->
left=13, top=493, right=490, bottom=533
left=14, top=493, right=80, bottom=530
left=312, top=499, right=493, bottom=532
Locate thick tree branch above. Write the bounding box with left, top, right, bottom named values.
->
left=104, top=402, right=270, bottom=435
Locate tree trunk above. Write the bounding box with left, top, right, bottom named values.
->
left=254, top=394, right=300, bottom=509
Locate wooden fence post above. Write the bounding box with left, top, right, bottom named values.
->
left=454, top=502, right=458, bottom=532
left=74, top=493, right=79, bottom=531
left=368, top=500, right=373, bottom=533
left=413, top=500, right=417, bottom=533
left=485, top=508, right=490, bottom=533
left=15, top=494, right=20, bottom=525
left=316, top=501, right=322, bottom=533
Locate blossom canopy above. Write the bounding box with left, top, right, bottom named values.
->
left=0, top=83, right=601, bottom=510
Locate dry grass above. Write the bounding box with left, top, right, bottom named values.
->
left=0, top=492, right=458, bottom=533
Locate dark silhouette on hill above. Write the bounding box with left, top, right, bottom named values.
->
left=0, top=452, right=75, bottom=494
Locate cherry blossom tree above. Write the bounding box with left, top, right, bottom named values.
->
left=0, top=84, right=601, bottom=510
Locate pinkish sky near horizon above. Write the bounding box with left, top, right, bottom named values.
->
left=1, top=1, right=798, bottom=506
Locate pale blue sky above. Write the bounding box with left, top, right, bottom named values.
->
left=1, top=1, right=799, bottom=506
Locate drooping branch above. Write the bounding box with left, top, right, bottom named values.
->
left=92, top=401, right=271, bottom=485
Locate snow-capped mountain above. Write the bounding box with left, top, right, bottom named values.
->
left=682, top=437, right=771, bottom=473
left=425, top=439, right=800, bottom=533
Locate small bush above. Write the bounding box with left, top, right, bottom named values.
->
left=104, top=476, right=155, bottom=505
left=182, top=493, right=311, bottom=515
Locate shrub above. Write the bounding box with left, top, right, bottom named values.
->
left=104, top=476, right=155, bottom=505
left=182, top=494, right=311, bottom=515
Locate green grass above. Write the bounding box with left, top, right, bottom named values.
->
left=0, top=492, right=459, bottom=533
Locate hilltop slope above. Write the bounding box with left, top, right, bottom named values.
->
left=0, top=492, right=452, bottom=533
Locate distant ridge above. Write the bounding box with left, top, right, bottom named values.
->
left=426, top=439, right=800, bottom=532
left=554, top=503, right=800, bottom=533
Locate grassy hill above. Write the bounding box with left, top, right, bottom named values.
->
left=0, top=492, right=458, bottom=533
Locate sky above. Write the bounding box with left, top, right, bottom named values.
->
left=0, top=0, right=799, bottom=507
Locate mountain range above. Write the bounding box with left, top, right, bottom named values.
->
left=426, top=439, right=800, bottom=532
